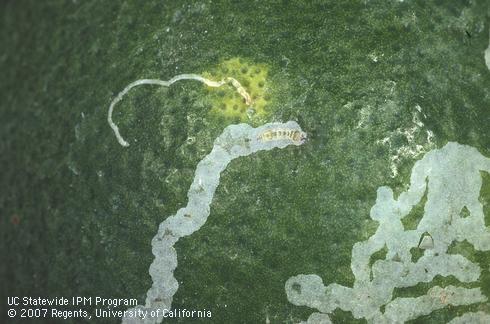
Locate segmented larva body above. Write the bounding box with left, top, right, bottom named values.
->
left=258, top=128, right=306, bottom=144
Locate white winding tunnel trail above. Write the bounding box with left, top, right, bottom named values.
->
left=120, top=121, right=307, bottom=324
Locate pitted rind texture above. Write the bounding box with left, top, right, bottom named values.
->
left=122, top=121, right=306, bottom=324
left=286, top=142, right=490, bottom=323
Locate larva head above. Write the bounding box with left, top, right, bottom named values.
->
left=294, top=131, right=308, bottom=144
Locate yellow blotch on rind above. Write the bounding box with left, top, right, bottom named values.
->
left=203, top=58, right=271, bottom=123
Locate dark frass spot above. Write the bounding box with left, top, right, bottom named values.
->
left=460, top=206, right=470, bottom=218
left=292, top=282, right=302, bottom=294
left=241, top=67, right=248, bottom=74
left=258, top=81, right=265, bottom=88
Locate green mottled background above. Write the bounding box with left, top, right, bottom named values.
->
left=1, top=1, right=489, bottom=323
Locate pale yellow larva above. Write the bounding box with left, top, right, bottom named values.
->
left=258, top=128, right=306, bottom=144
